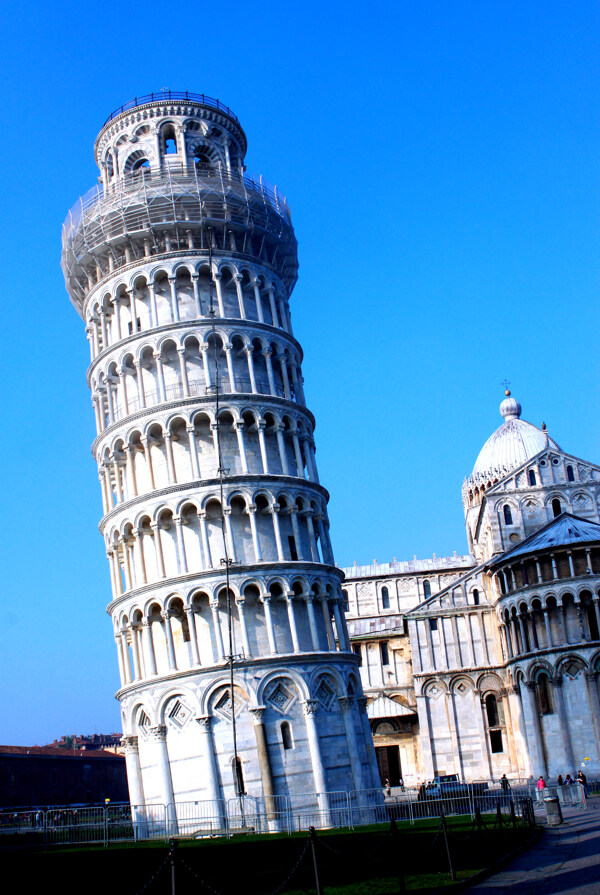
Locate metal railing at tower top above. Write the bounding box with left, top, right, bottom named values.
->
left=102, top=91, right=240, bottom=126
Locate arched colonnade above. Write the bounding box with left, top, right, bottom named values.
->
left=114, top=577, right=351, bottom=687
left=98, top=406, right=319, bottom=512
left=498, top=585, right=600, bottom=660
left=105, top=488, right=334, bottom=597
left=86, top=263, right=292, bottom=360
left=92, top=330, right=305, bottom=432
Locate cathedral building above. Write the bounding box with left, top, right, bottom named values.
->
left=343, top=392, right=600, bottom=784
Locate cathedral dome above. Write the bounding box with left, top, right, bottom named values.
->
left=472, top=392, right=561, bottom=479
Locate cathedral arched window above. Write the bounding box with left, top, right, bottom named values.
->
left=484, top=693, right=504, bottom=753
left=552, top=498, right=562, bottom=518
left=423, top=580, right=431, bottom=599
left=342, top=589, right=349, bottom=611
left=567, top=465, right=575, bottom=482
left=503, top=505, right=513, bottom=525
left=381, top=586, right=390, bottom=609
left=281, top=722, right=293, bottom=750
left=485, top=693, right=499, bottom=727
left=472, top=588, right=480, bottom=606
left=528, top=469, right=536, bottom=486
left=535, top=672, right=553, bottom=715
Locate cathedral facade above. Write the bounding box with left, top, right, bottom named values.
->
left=343, top=392, right=600, bottom=784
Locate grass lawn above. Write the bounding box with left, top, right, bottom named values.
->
left=2, top=815, right=537, bottom=894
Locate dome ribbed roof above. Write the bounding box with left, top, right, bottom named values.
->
left=471, top=392, right=561, bottom=479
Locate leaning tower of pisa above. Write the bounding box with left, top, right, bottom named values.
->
left=61, top=92, right=378, bottom=828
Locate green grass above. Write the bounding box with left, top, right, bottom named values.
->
left=3, top=815, right=537, bottom=894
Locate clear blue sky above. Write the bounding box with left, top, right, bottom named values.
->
left=1, top=1, right=598, bottom=745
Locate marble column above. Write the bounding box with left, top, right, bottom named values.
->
left=521, top=682, right=547, bottom=777
left=150, top=726, right=177, bottom=830
left=302, top=700, right=331, bottom=824
left=357, top=695, right=381, bottom=790
left=121, top=736, right=146, bottom=828
left=551, top=676, right=575, bottom=772
left=196, top=717, right=225, bottom=827
left=584, top=671, right=600, bottom=755
left=338, top=696, right=366, bottom=791
left=249, top=707, right=279, bottom=827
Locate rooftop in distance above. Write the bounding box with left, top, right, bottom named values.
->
left=342, top=554, right=474, bottom=578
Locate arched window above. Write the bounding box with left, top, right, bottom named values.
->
left=503, top=505, right=513, bottom=525
left=552, top=498, right=562, bottom=518
left=528, top=469, right=537, bottom=486
left=281, top=722, right=293, bottom=750
left=566, top=465, right=575, bottom=482
left=472, top=588, right=480, bottom=606
left=194, top=148, right=213, bottom=169
left=535, top=672, right=553, bottom=715
left=342, top=589, right=349, bottom=611
left=381, top=586, right=390, bottom=609
left=162, top=124, right=177, bottom=154
left=484, top=693, right=504, bottom=753
left=423, top=580, right=431, bottom=599
left=485, top=694, right=499, bottom=727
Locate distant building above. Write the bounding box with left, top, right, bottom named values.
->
left=344, top=393, right=600, bottom=784
left=46, top=733, right=124, bottom=753
left=0, top=746, right=128, bottom=808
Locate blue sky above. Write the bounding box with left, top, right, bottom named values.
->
left=1, top=1, right=598, bottom=745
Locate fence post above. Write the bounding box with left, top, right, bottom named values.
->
left=475, top=805, right=482, bottom=833
left=390, top=818, right=407, bottom=893
left=169, top=838, right=177, bottom=895
left=309, top=826, right=322, bottom=895
left=440, top=814, right=456, bottom=882
left=496, top=802, right=503, bottom=829
left=408, top=791, right=414, bottom=826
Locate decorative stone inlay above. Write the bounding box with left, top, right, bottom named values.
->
left=478, top=674, right=502, bottom=693
left=166, top=698, right=192, bottom=729
left=315, top=678, right=336, bottom=710
left=397, top=578, right=414, bottom=593
left=213, top=688, right=244, bottom=722
left=562, top=660, right=583, bottom=680
left=137, top=710, right=151, bottom=738
left=265, top=681, right=296, bottom=714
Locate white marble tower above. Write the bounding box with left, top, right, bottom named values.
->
left=61, top=92, right=378, bottom=827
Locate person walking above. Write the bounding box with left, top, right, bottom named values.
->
left=536, top=776, right=546, bottom=802
left=576, top=770, right=588, bottom=797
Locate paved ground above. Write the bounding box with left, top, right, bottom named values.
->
left=469, top=798, right=600, bottom=894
